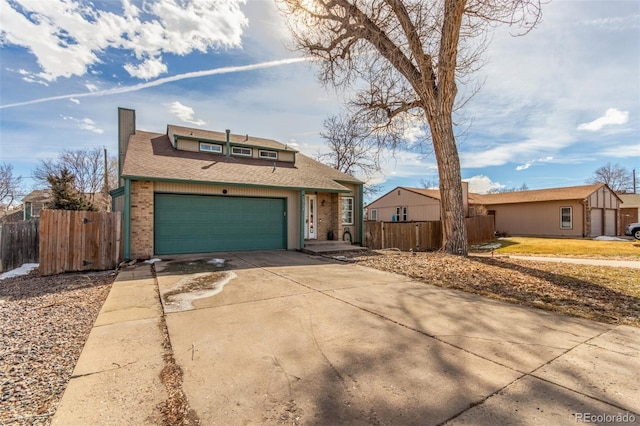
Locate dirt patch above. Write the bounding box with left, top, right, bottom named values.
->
left=160, top=258, right=229, bottom=274
left=0, top=269, right=114, bottom=425
left=157, top=311, right=200, bottom=425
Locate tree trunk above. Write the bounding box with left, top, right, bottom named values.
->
left=428, top=111, right=468, bottom=255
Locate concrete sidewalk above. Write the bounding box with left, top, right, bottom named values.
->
left=53, top=251, right=640, bottom=425
left=506, top=255, right=640, bottom=269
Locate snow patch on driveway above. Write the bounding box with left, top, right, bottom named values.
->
left=161, top=271, right=237, bottom=313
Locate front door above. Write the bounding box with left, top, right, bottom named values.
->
left=304, top=194, right=317, bottom=239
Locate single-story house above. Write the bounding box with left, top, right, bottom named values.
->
left=471, top=184, right=622, bottom=238
left=111, top=108, right=364, bottom=259
left=366, top=183, right=470, bottom=222
left=619, top=193, right=640, bottom=235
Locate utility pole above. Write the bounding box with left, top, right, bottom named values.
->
left=103, top=148, right=109, bottom=211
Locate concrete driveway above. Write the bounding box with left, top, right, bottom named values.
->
left=52, top=250, right=639, bottom=425
left=152, top=251, right=639, bottom=425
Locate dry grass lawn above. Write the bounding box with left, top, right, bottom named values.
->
left=478, top=237, right=640, bottom=259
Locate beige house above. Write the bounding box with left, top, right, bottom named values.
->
left=366, top=183, right=470, bottom=222
left=619, top=193, right=640, bottom=234
left=111, top=108, right=363, bottom=259
left=472, top=184, right=621, bottom=238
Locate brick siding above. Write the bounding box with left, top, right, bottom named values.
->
left=130, top=180, right=154, bottom=258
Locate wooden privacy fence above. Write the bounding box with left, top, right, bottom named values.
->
left=0, top=219, right=39, bottom=273
left=39, top=210, right=122, bottom=276
left=365, top=215, right=495, bottom=251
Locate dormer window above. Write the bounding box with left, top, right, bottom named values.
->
left=200, top=142, right=222, bottom=153
left=259, top=150, right=278, bottom=160
left=232, top=146, right=252, bottom=157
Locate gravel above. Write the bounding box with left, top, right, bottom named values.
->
left=0, top=269, right=114, bottom=425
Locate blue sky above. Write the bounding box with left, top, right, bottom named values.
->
left=1, top=0, right=639, bottom=202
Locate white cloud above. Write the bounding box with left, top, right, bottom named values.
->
left=599, top=144, right=640, bottom=158
left=577, top=108, right=629, bottom=131
left=69, top=98, right=80, bottom=104
left=61, top=115, right=104, bottom=134
left=515, top=156, right=553, bottom=171
left=465, top=175, right=504, bottom=194
left=168, top=101, right=207, bottom=126
left=0, top=0, right=248, bottom=81
left=124, top=57, right=168, bottom=80
left=515, top=161, right=533, bottom=171
left=85, top=83, right=99, bottom=92
left=581, top=15, right=640, bottom=31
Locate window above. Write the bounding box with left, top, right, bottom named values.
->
left=31, top=203, right=43, bottom=218
left=232, top=146, right=252, bottom=157
left=560, top=207, right=572, bottom=229
left=199, top=142, right=222, bottom=153
left=259, top=150, right=278, bottom=160
left=369, top=209, right=378, bottom=221
left=395, top=206, right=407, bottom=222
left=342, top=197, right=354, bottom=225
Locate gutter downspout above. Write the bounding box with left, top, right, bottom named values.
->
left=358, top=184, right=364, bottom=245
left=226, top=129, right=230, bottom=157
left=124, top=178, right=131, bottom=260
left=300, top=190, right=305, bottom=249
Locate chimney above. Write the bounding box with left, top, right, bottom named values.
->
left=118, top=108, right=136, bottom=187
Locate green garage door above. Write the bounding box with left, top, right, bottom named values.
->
left=154, top=194, right=286, bottom=254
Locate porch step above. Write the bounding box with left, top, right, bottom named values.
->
left=302, top=240, right=368, bottom=254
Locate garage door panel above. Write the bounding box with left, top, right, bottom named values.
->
left=154, top=194, right=286, bottom=254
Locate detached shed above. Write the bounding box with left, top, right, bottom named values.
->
left=473, top=184, right=621, bottom=238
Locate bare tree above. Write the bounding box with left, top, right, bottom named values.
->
left=0, top=162, right=23, bottom=212
left=319, top=113, right=381, bottom=177
left=280, top=0, right=542, bottom=255
left=33, top=147, right=117, bottom=209
left=587, top=163, right=633, bottom=193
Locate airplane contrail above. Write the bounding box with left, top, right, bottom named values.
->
left=0, top=57, right=311, bottom=109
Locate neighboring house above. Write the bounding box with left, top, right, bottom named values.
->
left=22, top=189, right=51, bottom=220
left=111, top=108, right=364, bottom=259
left=471, top=184, right=622, bottom=238
left=619, top=193, right=640, bottom=235
left=0, top=207, right=24, bottom=223
left=366, top=183, right=470, bottom=222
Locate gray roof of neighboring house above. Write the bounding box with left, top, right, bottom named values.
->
left=121, top=129, right=362, bottom=192
left=22, top=189, right=51, bottom=203
left=619, top=193, right=640, bottom=208
left=469, top=184, right=616, bottom=205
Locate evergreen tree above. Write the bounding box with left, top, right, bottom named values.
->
left=47, top=168, right=95, bottom=211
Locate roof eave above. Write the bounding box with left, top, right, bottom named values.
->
left=121, top=175, right=353, bottom=193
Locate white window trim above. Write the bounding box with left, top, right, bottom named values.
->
left=560, top=206, right=572, bottom=229
left=342, top=196, right=354, bottom=225
left=395, top=206, right=407, bottom=222
left=370, top=208, right=378, bottom=221
left=199, top=142, right=222, bottom=153
left=259, top=149, right=278, bottom=160
left=232, top=146, right=252, bottom=157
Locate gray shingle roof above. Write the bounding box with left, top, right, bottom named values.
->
left=121, top=130, right=362, bottom=192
